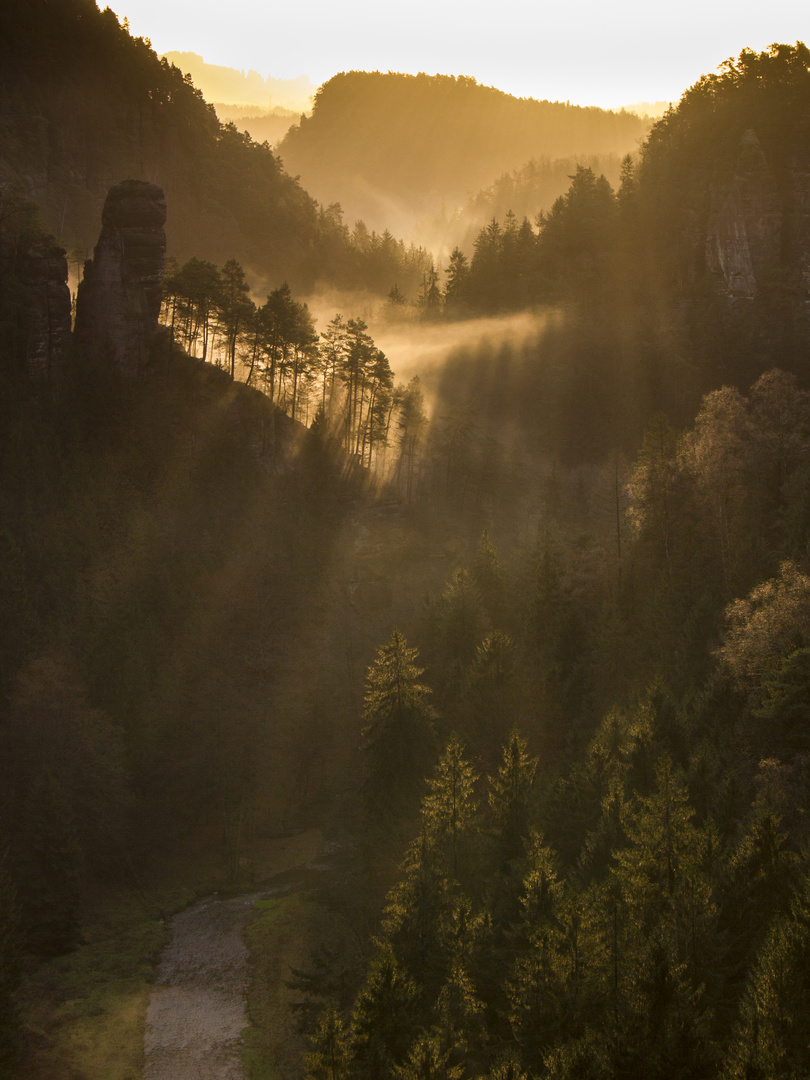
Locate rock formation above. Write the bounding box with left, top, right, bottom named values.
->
left=74, top=180, right=166, bottom=376
left=704, top=130, right=783, bottom=298
left=15, top=236, right=73, bottom=387
left=697, top=130, right=810, bottom=302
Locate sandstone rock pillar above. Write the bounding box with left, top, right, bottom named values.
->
left=75, top=180, right=166, bottom=376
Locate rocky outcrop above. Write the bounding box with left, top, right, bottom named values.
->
left=74, top=180, right=166, bottom=376
left=0, top=189, right=71, bottom=391
left=15, top=236, right=73, bottom=386
left=704, top=130, right=783, bottom=298
left=699, top=130, right=810, bottom=301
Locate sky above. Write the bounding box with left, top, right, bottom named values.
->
left=115, top=0, right=808, bottom=109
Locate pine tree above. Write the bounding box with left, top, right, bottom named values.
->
left=434, top=962, right=484, bottom=1069
left=444, top=248, right=470, bottom=317
left=609, top=756, right=718, bottom=1076
left=472, top=530, right=505, bottom=625
left=218, top=259, right=254, bottom=380
left=436, top=567, right=486, bottom=677
left=488, top=732, right=537, bottom=868
left=468, top=632, right=519, bottom=766
left=382, top=830, right=459, bottom=1005
left=418, top=262, right=443, bottom=319
left=506, top=833, right=567, bottom=1071
left=723, top=873, right=810, bottom=1079
left=393, top=1033, right=463, bottom=1080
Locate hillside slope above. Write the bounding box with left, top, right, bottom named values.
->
left=279, top=72, right=649, bottom=233
left=0, top=0, right=423, bottom=293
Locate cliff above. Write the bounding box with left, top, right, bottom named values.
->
left=16, top=236, right=73, bottom=387
left=634, top=45, right=810, bottom=384
left=0, top=194, right=72, bottom=392
left=74, top=180, right=167, bottom=377
left=698, top=129, right=810, bottom=302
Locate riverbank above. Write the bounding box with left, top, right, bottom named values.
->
left=15, top=829, right=327, bottom=1079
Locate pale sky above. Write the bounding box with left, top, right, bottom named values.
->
left=114, top=0, right=808, bottom=109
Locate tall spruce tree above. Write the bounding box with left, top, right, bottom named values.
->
left=360, top=631, right=438, bottom=827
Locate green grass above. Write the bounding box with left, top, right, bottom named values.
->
left=18, top=911, right=166, bottom=1080
left=243, top=894, right=314, bottom=1080
left=15, top=876, right=210, bottom=1080
left=15, top=830, right=328, bottom=1079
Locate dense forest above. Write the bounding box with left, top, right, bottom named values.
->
left=2, top=6, right=810, bottom=1078
left=278, top=73, right=649, bottom=235
left=417, top=153, right=628, bottom=256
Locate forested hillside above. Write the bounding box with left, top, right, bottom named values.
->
left=419, top=153, right=627, bottom=255
left=385, top=46, right=810, bottom=458
left=0, top=0, right=427, bottom=294
left=278, top=72, right=649, bottom=235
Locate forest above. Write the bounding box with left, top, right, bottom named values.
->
left=278, top=72, right=648, bottom=236
left=1, top=3, right=810, bottom=1077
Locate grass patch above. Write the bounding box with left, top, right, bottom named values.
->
left=16, top=876, right=208, bottom=1079
left=243, top=893, right=315, bottom=1080
left=15, top=830, right=326, bottom=1079
left=18, top=914, right=165, bottom=1080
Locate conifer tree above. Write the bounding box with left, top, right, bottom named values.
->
left=304, top=1005, right=350, bottom=1080
left=472, top=530, right=505, bottom=625
left=436, top=567, right=486, bottom=678
left=218, top=259, right=254, bottom=380
left=507, top=833, right=567, bottom=1071
left=444, top=248, right=470, bottom=317
left=422, top=735, right=478, bottom=877
left=319, top=313, right=349, bottom=395
left=723, top=873, right=810, bottom=1079
left=488, top=732, right=537, bottom=867
left=349, top=946, right=421, bottom=1080
left=434, top=962, right=484, bottom=1069
left=609, top=756, right=718, bottom=1076
left=394, top=1033, right=464, bottom=1080
left=468, top=632, right=519, bottom=766
left=382, top=830, right=459, bottom=1005
left=360, top=631, right=438, bottom=827
left=418, top=262, right=443, bottom=319
left=393, top=376, right=429, bottom=502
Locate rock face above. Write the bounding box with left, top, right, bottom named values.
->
left=15, top=236, right=72, bottom=387
left=704, top=130, right=784, bottom=298
left=696, top=130, right=810, bottom=301
left=75, top=180, right=166, bottom=376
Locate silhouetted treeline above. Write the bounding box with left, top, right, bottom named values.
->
left=436, top=43, right=810, bottom=354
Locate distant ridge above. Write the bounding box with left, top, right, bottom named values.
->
left=279, top=71, right=650, bottom=234
left=162, top=51, right=314, bottom=112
